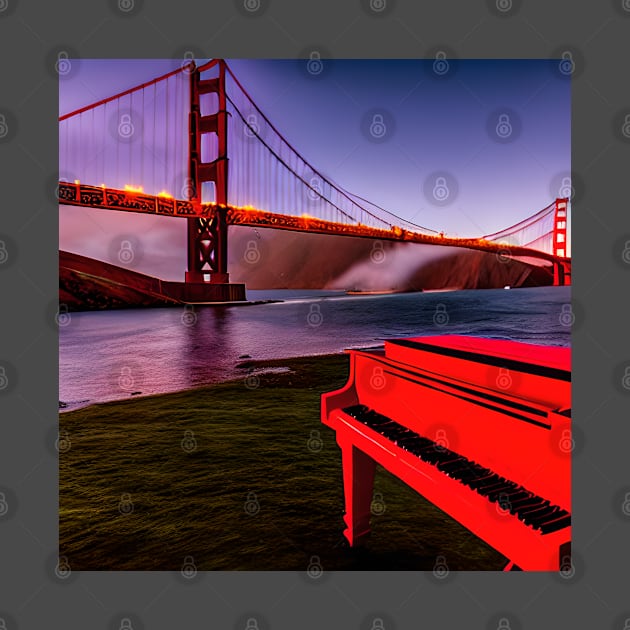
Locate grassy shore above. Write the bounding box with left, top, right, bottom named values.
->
left=59, top=353, right=506, bottom=571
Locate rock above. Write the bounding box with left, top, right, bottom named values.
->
left=239, top=354, right=252, bottom=359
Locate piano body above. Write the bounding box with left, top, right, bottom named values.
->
left=321, top=335, right=571, bottom=571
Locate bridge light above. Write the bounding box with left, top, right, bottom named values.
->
left=157, top=191, right=173, bottom=198
left=124, top=184, right=144, bottom=193
left=74, top=179, right=80, bottom=184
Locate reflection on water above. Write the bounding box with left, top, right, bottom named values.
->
left=59, top=285, right=571, bottom=410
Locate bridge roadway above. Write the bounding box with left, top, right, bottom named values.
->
left=59, top=182, right=569, bottom=269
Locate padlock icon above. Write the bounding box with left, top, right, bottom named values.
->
left=559, top=554, right=574, bottom=578
left=370, top=240, right=385, bottom=264
left=181, top=555, right=197, bottom=578
left=56, top=303, right=71, bottom=327
left=369, top=113, right=386, bottom=139
left=432, top=176, right=449, bottom=201
left=559, top=429, right=573, bottom=453
left=307, top=51, right=323, bottom=76
left=244, top=240, right=261, bottom=264
left=244, top=0, right=261, bottom=11
left=181, top=50, right=195, bottom=73
left=495, top=113, right=512, bottom=138
left=0, top=366, right=8, bottom=390
left=370, top=366, right=386, bottom=390
left=623, top=618, right=630, bottom=630
left=622, top=492, right=630, bottom=516
left=308, top=429, right=323, bottom=452
left=497, top=618, right=511, bottom=630
left=118, top=366, right=134, bottom=391
left=55, top=51, right=71, bottom=76
left=558, top=177, right=573, bottom=200
left=56, top=430, right=71, bottom=453
left=0, top=492, right=8, bottom=516
left=496, top=0, right=512, bottom=12
left=371, top=492, right=386, bottom=516
left=559, top=304, right=574, bottom=327
left=433, top=51, right=449, bottom=76
left=181, top=429, right=197, bottom=452
left=182, top=177, right=196, bottom=199
left=496, top=368, right=512, bottom=390
left=623, top=367, right=630, bottom=390
left=496, top=492, right=511, bottom=514
left=181, top=304, right=197, bottom=326
left=0, top=114, right=8, bottom=139
left=622, top=241, right=630, bottom=265
left=119, top=493, right=134, bottom=514
left=55, top=555, right=71, bottom=579
left=118, top=113, right=134, bottom=139
left=244, top=373, right=260, bottom=390
left=0, top=617, right=7, bottom=630
left=245, top=113, right=259, bottom=138
left=308, top=176, right=322, bottom=200
left=0, top=240, right=8, bottom=264
left=244, top=491, right=260, bottom=515
left=119, top=617, right=134, bottom=630
left=433, top=303, right=449, bottom=326
left=371, top=618, right=385, bottom=630
left=433, top=555, right=448, bottom=578
left=245, top=619, right=259, bottom=630
left=434, top=429, right=449, bottom=450
left=622, top=114, right=630, bottom=139
left=307, top=555, right=323, bottom=578
left=118, top=240, right=134, bottom=264
left=307, top=303, right=323, bottom=327
left=559, top=51, right=574, bottom=75
left=118, top=0, right=135, bottom=12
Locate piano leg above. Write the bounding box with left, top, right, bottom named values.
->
left=340, top=438, right=376, bottom=547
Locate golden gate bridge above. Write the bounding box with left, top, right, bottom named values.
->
left=58, top=59, right=571, bottom=303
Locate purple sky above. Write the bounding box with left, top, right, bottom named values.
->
left=59, top=58, right=571, bottom=280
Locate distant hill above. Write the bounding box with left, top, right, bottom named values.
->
left=225, top=227, right=552, bottom=291
left=60, top=228, right=553, bottom=311
left=59, top=250, right=180, bottom=311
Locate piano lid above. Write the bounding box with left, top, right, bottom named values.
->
left=382, top=335, right=570, bottom=408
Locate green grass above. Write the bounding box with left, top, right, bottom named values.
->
left=59, top=354, right=506, bottom=571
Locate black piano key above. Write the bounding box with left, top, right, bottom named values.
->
left=500, top=492, right=533, bottom=510
left=341, top=404, right=571, bottom=535
left=469, top=476, right=504, bottom=491
left=485, top=484, right=516, bottom=503
left=516, top=500, right=550, bottom=516
left=509, top=497, right=543, bottom=516
left=438, top=458, right=469, bottom=474
left=538, top=514, right=571, bottom=535
left=521, top=505, right=559, bottom=528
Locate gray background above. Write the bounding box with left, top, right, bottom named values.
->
left=0, top=0, right=629, bottom=628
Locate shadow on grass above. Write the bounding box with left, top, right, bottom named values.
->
left=59, top=354, right=506, bottom=571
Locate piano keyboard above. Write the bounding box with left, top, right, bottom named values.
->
left=342, top=404, right=571, bottom=536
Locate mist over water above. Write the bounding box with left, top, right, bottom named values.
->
left=59, top=286, right=571, bottom=411
left=325, top=242, right=454, bottom=291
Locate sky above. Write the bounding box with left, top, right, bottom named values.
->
left=59, top=58, right=571, bottom=279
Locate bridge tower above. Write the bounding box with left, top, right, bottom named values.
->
left=183, top=59, right=245, bottom=301
left=186, top=59, right=228, bottom=283
left=552, top=197, right=571, bottom=286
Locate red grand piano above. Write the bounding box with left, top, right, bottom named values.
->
left=321, top=335, right=571, bottom=571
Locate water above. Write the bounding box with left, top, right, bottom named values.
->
left=59, top=285, right=571, bottom=411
